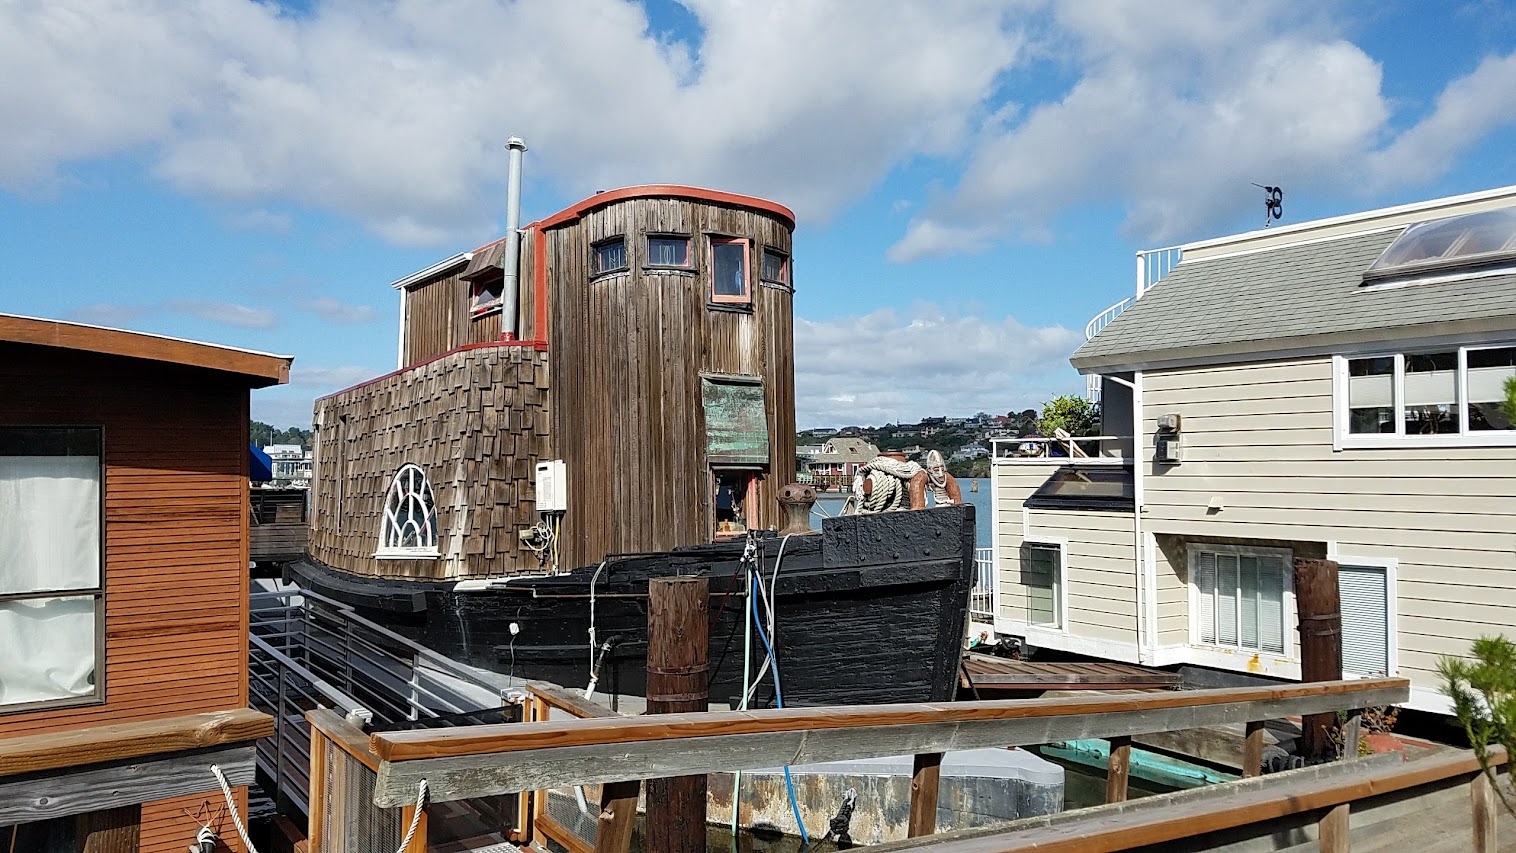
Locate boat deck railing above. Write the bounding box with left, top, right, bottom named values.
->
left=970, top=547, right=994, bottom=623
left=249, top=587, right=513, bottom=819
left=300, top=677, right=1440, bottom=851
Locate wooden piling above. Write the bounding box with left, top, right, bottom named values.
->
left=1243, top=720, right=1266, bottom=778
left=645, top=576, right=710, bottom=853
left=1294, top=558, right=1343, bottom=760
left=908, top=752, right=943, bottom=837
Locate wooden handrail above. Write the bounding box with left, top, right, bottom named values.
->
left=0, top=708, right=273, bottom=777
left=525, top=682, right=619, bottom=720
left=307, top=708, right=381, bottom=772
left=371, top=678, right=1408, bottom=806
left=871, top=747, right=1509, bottom=852
left=372, top=677, right=1407, bottom=762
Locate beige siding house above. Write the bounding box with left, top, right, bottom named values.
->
left=992, top=185, right=1516, bottom=713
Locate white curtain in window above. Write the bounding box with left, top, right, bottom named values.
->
left=0, top=596, right=96, bottom=704
left=0, top=456, right=100, bottom=594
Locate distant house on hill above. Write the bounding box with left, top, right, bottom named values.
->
left=806, top=437, right=880, bottom=477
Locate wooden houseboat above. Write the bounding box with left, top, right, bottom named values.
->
left=291, top=173, right=976, bottom=706
left=0, top=314, right=289, bottom=852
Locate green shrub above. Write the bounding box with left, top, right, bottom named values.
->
left=1439, top=635, right=1516, bottom=816
left=1037, top=394, right=1100, bottom=438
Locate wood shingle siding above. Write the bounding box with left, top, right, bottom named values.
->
left=311, top=344, right=551, bottom=580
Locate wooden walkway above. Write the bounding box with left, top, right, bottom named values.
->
left=962, top=655, right=1180, bottom=691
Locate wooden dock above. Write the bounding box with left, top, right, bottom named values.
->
left=962, top=655, right=1180, bottom=691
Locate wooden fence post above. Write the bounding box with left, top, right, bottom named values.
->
left=908, top=752, right=943, bottom=837
left=1473, top=771, right=1497, bottom=853
left=645, top=576, right=709, bottom=853
left=1294, top=558, right=1343, bottom=760
left=1318, top=802, right=1350, bottom=852
left=1243, top=720, right=1266, bottom=778
left=1106, top=736, right=1132, bottom=803
left=594, top=780, right=643, bottom=853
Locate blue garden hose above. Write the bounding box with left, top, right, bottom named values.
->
left=752, top=581, right=811, bottom=845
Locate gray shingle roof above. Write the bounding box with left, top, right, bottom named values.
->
left=1071, top=228, right=1516, bottom=371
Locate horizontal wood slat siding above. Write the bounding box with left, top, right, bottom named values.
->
left=141, top=789, right=249, bottom=853
left=0, top=344, right=250, bottom=739
left=1142, top=354, right=1516, bottom=700
left=311, top=346, right=551, bottom=580
left=547, top=196, right=796, bottom=568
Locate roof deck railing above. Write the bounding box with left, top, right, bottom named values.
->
left=1085, top=244, right=1185, bottom=400
left=990, top=435, right=1128, bottom=463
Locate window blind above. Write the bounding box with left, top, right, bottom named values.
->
left=1338, top=564, right=1389, bottom=676
left=1021, top=543, right=1061, bottom=628
left=1193, top=549, right=1286, bottom=655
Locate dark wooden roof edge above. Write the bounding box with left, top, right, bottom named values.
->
left=0, top=313, right=292, bottom=388
left=0, top=707, right=273, bottom=777
left=312, top=339, right=546, bottom=405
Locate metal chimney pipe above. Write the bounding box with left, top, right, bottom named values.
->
left=501, top=136, right=527, bottom=341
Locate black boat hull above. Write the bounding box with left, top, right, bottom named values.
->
left=288, top=504, right=975, bottom=708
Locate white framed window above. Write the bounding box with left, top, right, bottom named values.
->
left=1329, top=552, right=1397, bottom=678
left=0, top=427, right=104, bottom=713
left=1189, top=544, right=1292, bottom=656
left=376, top=463, right=440, bottom=559
left=1333, top=345, right=1516, bottom=448
left=1020, top=538, right=1066, bottom=629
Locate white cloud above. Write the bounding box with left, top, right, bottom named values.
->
left=891, top=4, right=1400, bottom=258
left=301, top=295, right=378, bottom=324
left=165, top=298, right=277, bottom=328
left=1366, top=51, right=1516, bottom=187
left=224, top=208, right=293, bottom=233
left=288, top=364, right=378, bottom=389
left=0, top=0, right=1029, bottom=245
left=794, top=305, right=1082, bottom=427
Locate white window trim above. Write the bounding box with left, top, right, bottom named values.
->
left=1333, top=345, right=1516, bottom=450
left=1325, top=546, right=1399, bottom=679
left=1186, top=543, right=1296, bottom=660
left=375, top=463, right=441, bottom=560
left=1022, top=535, right=1069, bottom=633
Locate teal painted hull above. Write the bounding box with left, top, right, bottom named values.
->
left=1036, top=739, right=1236, bottom=792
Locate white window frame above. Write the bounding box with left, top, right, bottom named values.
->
left=1021, top=535, right=1068, bottom=632
left=1332, top=344, right=1516, bottom=450
left=1326, top=548, right=1398, bottom=679
left=375, top=463, right=441, bottom=559
left=1187, top=543, right=1295, bottom=659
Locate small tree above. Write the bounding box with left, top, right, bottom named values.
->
left=1439, top=636, right=1516, bottom=816
left=1036, top=394, right=1100, bottom=438
left=1501, top=376, right=1516, bottom=427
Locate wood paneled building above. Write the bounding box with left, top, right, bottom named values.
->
left=310, top=185, right=797, bottom=581
left=0, top=315, right=288, bottom=851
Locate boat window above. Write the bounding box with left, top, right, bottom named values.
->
left=1192, top=547, right=1290, bottom=656
left=709, top=236, right=751, bottom=304
left=1364, top=208, right=1516, bottom=281
left=646, top=234, right=692, bottom=269
left=377, top=463, right=440, bottom=559
left=760, top=248, right=790, bottom=288
left=712, top=469, right=757, bottom=538
left=0, top=427, right=103, bottom=712
left=592, top=237, right=628, bottom=276
left=1023, top=466, right=1134, bottom=511
left=471, top=275, right=503, bottom=316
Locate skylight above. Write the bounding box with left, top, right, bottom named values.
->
left=1365, top=208, right=1516, bottom=281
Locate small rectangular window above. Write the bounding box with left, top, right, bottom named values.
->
left=592, top=238, right=628, bottom=276
left=1403, top=351, right=1457, bottom=434
left=709, top=237, right=750, bottom=304
left=1468, top=346, right=1516, bottom=431
left=1020, top=542, right=1062, bottom=628
left=646, top=235, right=691, bottom=268
left=761, top=248, right=789, bottom=285
left=0, top=427, right=103, bottom=712
left=712, top=470, right=757, bottom=538
left=1347, top=356, right=1394, bottom=434
left=471, top=277, right=503, bottom=315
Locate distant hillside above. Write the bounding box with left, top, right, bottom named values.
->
left=797, top=409, right=1039, bottom=479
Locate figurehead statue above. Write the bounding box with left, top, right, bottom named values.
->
left=909, top=449, right=962, bottom=509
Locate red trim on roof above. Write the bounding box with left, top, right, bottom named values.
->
left=528, top=185, right=796, bottom=231
left=315, top=339, right=546, bottom=402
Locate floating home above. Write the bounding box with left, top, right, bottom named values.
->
left=0, top=315, right=290, bottom=851
left=986, top=184, right=1516, bottom=714
left=305, top=183, right=796, bottom=584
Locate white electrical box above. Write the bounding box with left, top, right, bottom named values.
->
left=535, top=460, right=567, bottom=512
left=1156, top=437, right=1182, bottom=464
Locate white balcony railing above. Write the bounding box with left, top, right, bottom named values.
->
left=1084, top=244, right=1185, bottom=400
left=970, top=547, right=994, bottom=622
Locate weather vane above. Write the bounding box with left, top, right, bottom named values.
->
left=1252, top=183, right=1284, bottom=227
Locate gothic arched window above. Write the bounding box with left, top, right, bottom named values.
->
left=377, top=463, right=439, bottom=558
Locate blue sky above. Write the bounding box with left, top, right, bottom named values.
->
left=3, top=1, right=1516, bottom=429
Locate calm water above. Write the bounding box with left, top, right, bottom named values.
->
left=814, top=478, right=993, bottom=551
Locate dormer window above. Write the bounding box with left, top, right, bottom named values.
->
left=761, top=248, right=790, bottom=288
left=376, top=463, right=440, bottom=559
left=1364, top=208, right=1516, bottom=282
left=471, top=276, right=503, bottom=316
left=709, top=236, right=751, bottom=304
left=592, top=237, right=628, bottom=276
